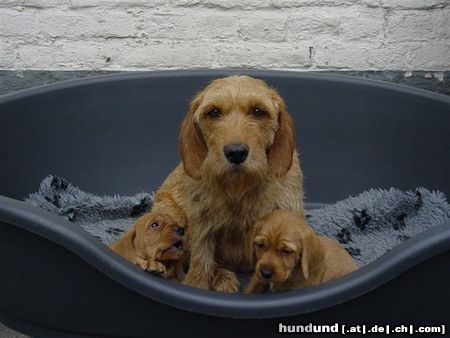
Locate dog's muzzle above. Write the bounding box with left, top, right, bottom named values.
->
left=223, top=143, right=249, bottom=165
left=259, top=267, right=273, bottom=280
left=175, top=226, right=185, bottom=236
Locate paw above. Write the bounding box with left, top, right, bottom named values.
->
left=147, top=261, right=168, bottom=278
left=212, top=268, right=240, bottom=293
left=135, top=256, right=149, bottom=270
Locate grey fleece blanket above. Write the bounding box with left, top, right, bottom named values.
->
left=25, top=175, right=450, bottom=266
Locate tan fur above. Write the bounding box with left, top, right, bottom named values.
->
left=244, top=210, right=358, bottom=293
left=148, top=75, right=304, bottom=292
left=110, top=212, right=185, bottom=281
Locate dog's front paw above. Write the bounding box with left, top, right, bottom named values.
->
left=147, top=261, right=168, bottom=278
left=135, top=256, right=149, bottom=270
left=213, top=268, right=240, bottom=293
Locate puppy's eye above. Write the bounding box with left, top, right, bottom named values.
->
left=252, top=107, right=266, bottom=118
left=149, top=222, right=160, bottom=229
left=280, top=248, right=292, bottom=256
left=206, top=108, right=222, bottom=118
left=255, top=242, right=264, bottom=249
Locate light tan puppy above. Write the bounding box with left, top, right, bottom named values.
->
left=110, top=212, right=185, bottom=281
left=148, top=75, right=304, bottom=292
left=245, top=210, right=358, bottom=293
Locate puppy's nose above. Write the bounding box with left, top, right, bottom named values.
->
left=175, top=226, right=185, bottom=236
left=223, top=143, right=249, bottom=165
left=260, top=268, right=273, bottom=280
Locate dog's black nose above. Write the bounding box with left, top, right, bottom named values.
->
left=260, top=268, right=273, bottom=279
left=223, top=143, right=249, bottom=165
left=175, top=226, right=185, bottom=236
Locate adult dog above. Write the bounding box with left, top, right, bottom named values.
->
left=149, top=75, right=304, bottom=292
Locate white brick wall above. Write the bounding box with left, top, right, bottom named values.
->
left=0, top=0, right=448, bottom=71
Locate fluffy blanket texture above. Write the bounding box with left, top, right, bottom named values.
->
left=26, top=175, right=449, bottom=266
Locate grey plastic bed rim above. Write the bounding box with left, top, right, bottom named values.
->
left=0, top=195, right=449, bottom=318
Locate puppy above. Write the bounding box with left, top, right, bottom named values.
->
left=244, top=210, right=357, bottom=293
left=146, top=75, right=304, bottom=292
left=110, top=212, right=186, bottom=281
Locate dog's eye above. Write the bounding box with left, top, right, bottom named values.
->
left=149, top=222, right=160, bottom=229
left=206, top=108, right=222, bottom=118
left=252, top=107, right=266, bottom=118
left=280, top=248, right=292, bottom=255
left=255, top=242, right=264, bottom=249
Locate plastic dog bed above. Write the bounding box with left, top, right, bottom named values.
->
left=0, top=70, right=449, bottom=337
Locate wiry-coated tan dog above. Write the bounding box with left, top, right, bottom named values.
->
left=244, top=210, right=358, bottom=293
left=149, top=75, right=304, bottom=292
left=110, top=212, right=186, bottom=280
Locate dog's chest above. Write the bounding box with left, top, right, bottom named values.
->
left=214, top=226, right=253, bottom=271
left=188, top=186, right=275, bottom=270
left=191, top=188, right=274, bottom=230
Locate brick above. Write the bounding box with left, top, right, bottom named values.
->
left=67, top=0, right=167, bottom=9
left=0, top=8, right=36, bottom=36
left=142, top=11, right=240, bottom=41
left=314, top=41, right=450, bottom=70
left=385, top=9, right=450, bottom=42
left=0, top=0, right=65, bottom=8
left=237, top=15, right=288, bottom=42
left=0, top=39, right=15, bottom=68
left=173, top=0, right=359, bottom=10
left=11, top=39, right=111, bottom=69
left=286, top=10, right=341, bottom=41
left=214, top=42, right=312, bottom=68
left=339, top=7, right=385, bottom=40
left=33, top=8, right=139, bottom=38
left=379, top=0, right=447, bottom=10
left=286, top=7, right=384, bottom=41
left=116, top=42, right=217, bottom=69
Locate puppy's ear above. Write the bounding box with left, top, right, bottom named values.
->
left=178, top=93, right=207, bottom=179
left=110, top=225, right=137, bottom=263
left=248, top=221, right=263, bottom=264
left=132, top=215, right=156, bottom=259
left=300, top=228, right=324, bottom=281
left=267, top=91, right=295, bottom=177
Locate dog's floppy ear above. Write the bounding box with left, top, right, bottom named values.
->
left=248, top=221, right=264, bottom=265
left=300, top=228, right=324, bottom=281
left=110, top=225, right=137, bottom=263
left=267, top=91, right=295, bottom=177
left=178, top=93, right=207, bottom=180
